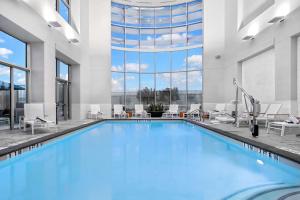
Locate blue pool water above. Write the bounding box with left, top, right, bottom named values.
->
left=0, top=121, right=300, bottom=200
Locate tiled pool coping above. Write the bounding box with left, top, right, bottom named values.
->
left=0, top=118, right=300, bottom=165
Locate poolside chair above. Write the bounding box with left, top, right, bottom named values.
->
left=87, top=104, right=103, bottom=120
left=267, top=116, right=300, bottom=136
left=162, top=104, right=179, bottom=118
left=22, top=103, right=56, bottom=135
left=208, top=104, right=226, bottom=119
left=256, top=104, right=282, bottom=127
left=134, top=104, right=151, bottom=118
left=236, top=104, right=269, bottom=127
left=113, top=104, right=127, bottom=118
left=185, top=104, right=201, bottom=118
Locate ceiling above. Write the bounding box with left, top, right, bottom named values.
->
left=112, top=0, right=195, bottom=7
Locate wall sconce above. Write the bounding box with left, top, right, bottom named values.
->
left=269, top=3, right=290, bottom=24
left=243, top=23, right=259, bottom=41
left=69, top=38, right=80, bottom=44
left=242, top=35, right=255, bottom=41
left=268, top=16, right=285, bottom=24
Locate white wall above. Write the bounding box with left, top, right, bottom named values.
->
left=204, top=0, right=300, bottom=115
left=242, top=48, right=275, bottom=103
left=203, top=0, right=226, bottom=110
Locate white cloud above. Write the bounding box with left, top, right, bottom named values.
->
left=186, top=54, right=202, bottom=69
left=111, top=65, right=123, bottom=71
left=126, top=63, right=148, bottom=72
left=0, top=38, right=4, bottom=43
left=0, top=48, right=13, bottom=59
left=0, top=67, right=10, bottom=76
left=112, top=76, right=124, bottom=92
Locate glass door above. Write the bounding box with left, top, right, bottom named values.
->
left=56, top=80, right=69, bottom=122
left=0, top=65, right=11, bottom=130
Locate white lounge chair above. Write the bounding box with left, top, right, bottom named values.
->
left=267, top=116, right=300, bottom=136
left=22, top=103, right=55, bottom=135
left=256, top=104, right=282, bottom=127
left=113, top=104, right=127, bottom=118
left=87, top=104, right=103, bottom=119
left=236, top=104, right=269, bottom=127
left=185, top=104, right=201, bottom=118
left=208, top=104, right=226, bottom=119
left=162, top=104, right=179, bottom=118
left=134, top=104, right=150, bottom=118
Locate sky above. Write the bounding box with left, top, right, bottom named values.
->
left=0, top=31, right=26, bottom=86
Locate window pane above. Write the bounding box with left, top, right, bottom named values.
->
left=125, top=28, right=139, bottom=48
left=125, top=6, right=139, bottom=27
left=112, top=72, right=124, bottom=105
left=112, top=3, right=125, bottom=26
left=59, top=0, right=70, bottom=23
left=0, top=31, right=26, bottom=67
left=140, top=52, right=154, bottom=73
left=125, top=73, right=139, bottom=109
left=140, top=29, right=154, bottom=49
left=172, top=26, right=187, bottom=47
left=57, top=60, right=69, bottom=80
left=187, top=48, right=202, bottom=70
left=112, top=50, right=124, bottom=72
left=172, top=3, right=187, bottom=26
left=140, top=74, right=155, bottom=105
left=156, top=52, right=171, bottom=72
left=172, top=50, right=187, bottom=72
left=14, top=69, right=26, bottom=126
left=0, top=65, right=10, bottom=128
left=156, top=73, right=170, bottom=105
left=155, top=28, right=171, bottom=48
left=125, top=51, right=139, bottom=72
left=188, top=23, right=203, bottom=45
left=171, top=72, right=187, bottom=110
left=155, top=7, right=171, bottom=28
left=188, top=71, right=202, bottom=104
left=140, top=8, right=154, bottom=28
left=188, top=1, right=203, bottom=24
left=112, top=26, right=125, bottom=47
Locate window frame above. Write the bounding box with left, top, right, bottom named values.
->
left=0, top=30, right=29, bottom=129
left=56, top=0, right=71, bottom=24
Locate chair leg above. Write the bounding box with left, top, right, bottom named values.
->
left=281, top=125, right=285, bottom=136
left=31, top=124, right=34, bottom=135
left=267, top=123, right=270, bottom=134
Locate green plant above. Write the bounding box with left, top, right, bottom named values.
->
left=147, top=103, right=164, bottom=112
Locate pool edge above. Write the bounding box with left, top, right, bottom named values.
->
left=184, top=119, right=300, bottom=165
left=1, top=118, right=300, bottom=165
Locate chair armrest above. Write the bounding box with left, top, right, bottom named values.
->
left=267, top=114, right=289, bottom=120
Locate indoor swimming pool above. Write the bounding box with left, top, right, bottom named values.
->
left=0, top=121, right=300, bottom=200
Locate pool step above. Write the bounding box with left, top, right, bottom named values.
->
left=222, top=183, right=290, bottom=200
left=246, top=185, right=300, bottom=200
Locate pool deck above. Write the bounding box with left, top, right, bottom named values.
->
left=187, top=119, right=300, bottom=164
left=0, top=118, right=300, bottom=164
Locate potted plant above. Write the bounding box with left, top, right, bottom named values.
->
left=147, top=103, right=164, bottom=118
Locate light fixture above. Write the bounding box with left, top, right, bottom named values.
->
left=243, top=23, right=259, bottom=41
left=269, top=3, right=290, bottom=24
left=242, top=35, right=255, bottom=41
left=268, top=16, right=285, bottom=24
left=48, top=21, right=62, bottom=28
left=69, top=38, right=80, bottom=44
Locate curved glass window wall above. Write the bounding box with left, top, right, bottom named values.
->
left=111, top=0, right=203, bottom=111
